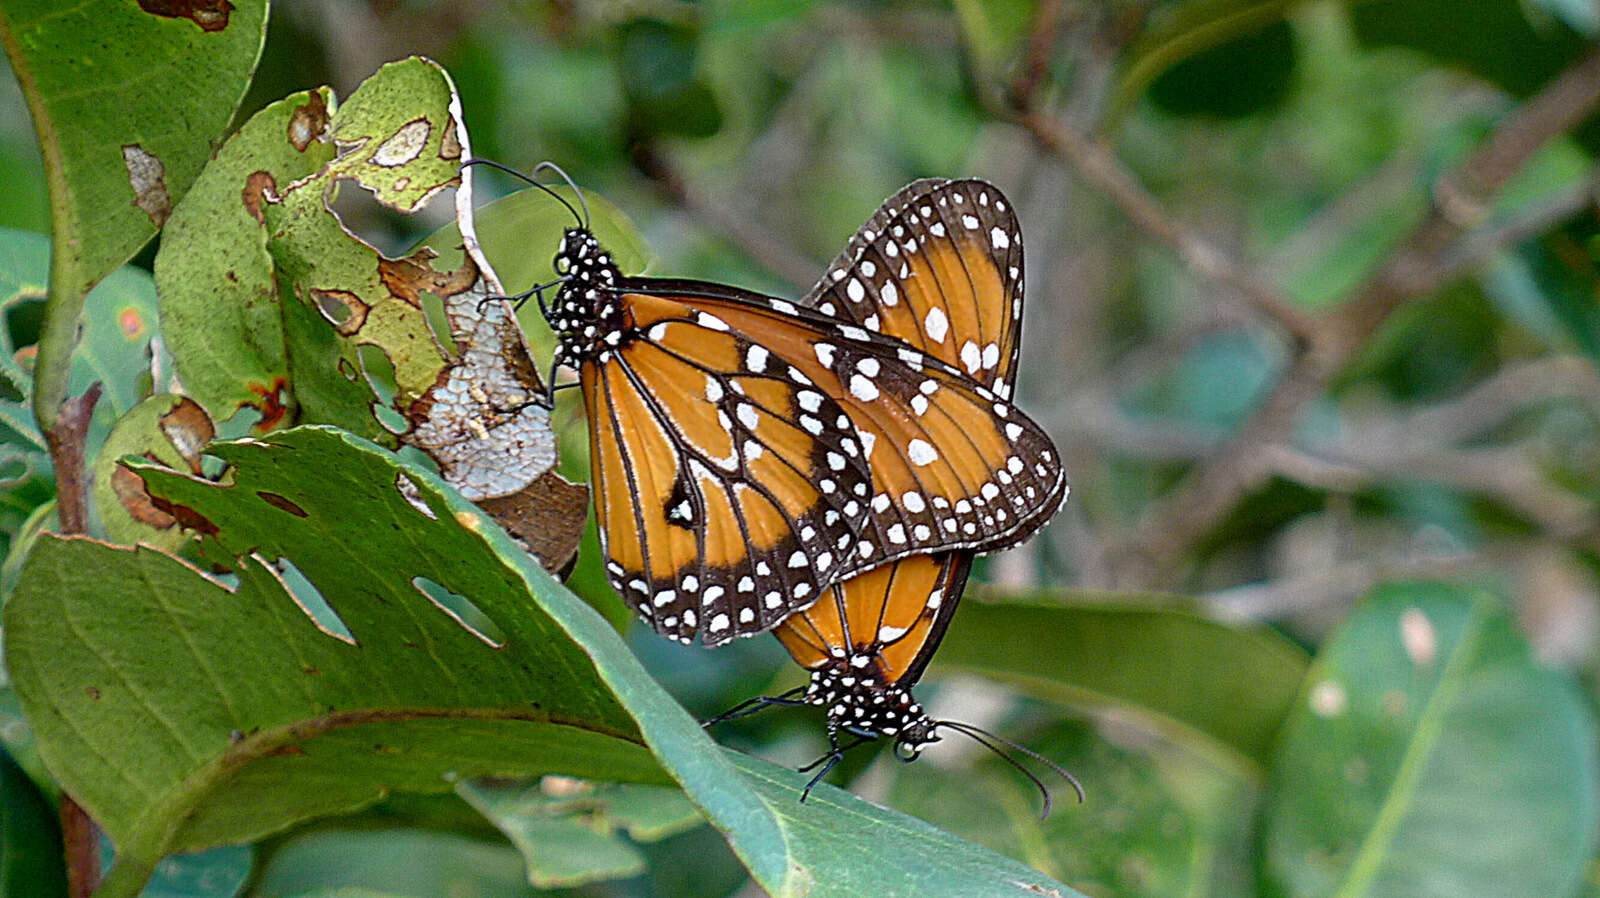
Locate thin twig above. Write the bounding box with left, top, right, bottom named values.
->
left=1121, top=45, right=1600, bottom=583
left=43, top=383, right=101, bottom=542
left=62, top=797, right=97, bottom=898
left=1015, top=111, right=1320, bottom=341
left=41, top=382, right=103, bottom=893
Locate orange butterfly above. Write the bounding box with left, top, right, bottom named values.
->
left=742, top=179, right=1077, bottom=808
left=538, top=178, right=1067, bottom=648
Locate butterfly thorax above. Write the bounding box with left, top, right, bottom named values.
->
left=549, top=228, right=624, bottom=368
left=805, top=652, right=939, bottom=754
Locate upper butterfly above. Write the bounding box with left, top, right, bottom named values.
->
left=541, top=177, right=1065, bottom=647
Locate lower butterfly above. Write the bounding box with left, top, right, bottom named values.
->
left=502, top=169, right=1068, bottom=648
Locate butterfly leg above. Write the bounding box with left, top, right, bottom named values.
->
left=701, top=685, right=806, bottom=727
left=798, top=728, right=875, bottom=802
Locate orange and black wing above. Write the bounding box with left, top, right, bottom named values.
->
left=583, top=282, right=1061, bottom=646
left=584, top=293, right=874, bottom=646
left=776, top=178, right=1036, bottom=687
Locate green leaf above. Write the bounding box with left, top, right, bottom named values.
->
left=7, top=426, right=1088, bottom=896
left=154, top=87, right=338, bottom=428
left=1261, top=581, right=1598, bottom=897
left=255, top=828, right=540, bottom=898
left=1112, top=0, right=1302, bottom=123
left=101, top=844, right=251, bottom=898
left=0, top=743, right=65, bottom=898
left=457, top=778, right=701, bottom=888
left=0, top=227, right=168, bottom=541
left=7, top=428, right=667, bottom=881
left=0, top=0, right=266, bottom=427
left=888, top=715, right=1260, bottom=898
left=727, top=751, right=1086, bottom=897
left=933, top=593, right=1310, bottom=769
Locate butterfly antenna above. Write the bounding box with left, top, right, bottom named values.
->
left=462, top=158, right=587, bottom=230
left=531, top=161, right=591, bottom=231
left=934, top=720, right=1084, bottom=819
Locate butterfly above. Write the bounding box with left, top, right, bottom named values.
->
left=526, top=175, right=1068, bottom=648
left=731, top=179, right=1080, bottom=811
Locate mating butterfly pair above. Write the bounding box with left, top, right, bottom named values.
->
left=516, top=172, right=1073, bottom=808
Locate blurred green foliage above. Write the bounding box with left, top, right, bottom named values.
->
left=2, top=0, right=1600, bottom=896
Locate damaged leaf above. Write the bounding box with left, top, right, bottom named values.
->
left=0, top=0, right=265, bottom=433
left=4, top=426, right=1082, bottom=897
left=160, top=58, right=589, bottom=568
left=0, top=0, right=264, bottom=297
left=89, top=394, right=215, bottom=550
left=155, top=87, right=338, bottom=430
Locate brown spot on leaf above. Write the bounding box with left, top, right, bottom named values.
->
left=123, top=145, right=171, bottom=227
left=302, top=665, right=321, bottom=676
left=288, top=90, right=329, bottom=151
left=242, top=171, right=278, bottom=224
left=147, top=494, right=220, bottom=535
left=371, top=119, right=431, bottom=167
left=268, top=745, right=307, bottom=757
left=377, top=249, right=479, bottom=308
left=158, top=397, right=216, bottom=474
left=311, top=289, right=369, bottom=335
left=84, top=687, right=101, bottom=700
left=246, top=378, right=289, bottom=432
left=13, top=345, right=36, bottom=369
left=119, top=307, right=148, bottom=340
left=478, top=471, right=590, bottom=576
left=440, top=116, right=463, bottom=161
left=112, top=461, right=178, bottom=529
left=136, top=0, right=232, bottom=30
left=258, top=491, right=308, bottom=517
left=374, top=745, right=400, bottom=754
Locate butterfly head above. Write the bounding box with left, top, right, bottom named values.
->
left=806, top=651, right=939, bottom=756
left=549, top=228, right=623, bottom=367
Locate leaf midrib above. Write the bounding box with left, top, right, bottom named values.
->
left=123, top=703, right=654, bottom=867
left=1330, top=598, right=1487, bottom=898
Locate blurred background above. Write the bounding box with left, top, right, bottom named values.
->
left=5, top=0, right=1600, bottom=895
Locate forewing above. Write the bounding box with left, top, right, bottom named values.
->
left=585, top=294, right=874, bottom=647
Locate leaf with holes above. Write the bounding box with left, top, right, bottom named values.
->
left=1261, top=581, right=1597, bottom=898
left=5, top=426, right=1089, bottom=897
left=88, top=394, right=215, bottom=552
left=0, top=0, right=264, bottom=429
left=154, top=86, right=338, bottom=431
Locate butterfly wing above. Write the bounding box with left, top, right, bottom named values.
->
left=584, top=280, right=1061, bottom=646
left=584, top=294, right=874, bottom=645
left=776, top=178, right=1037, bottom=688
